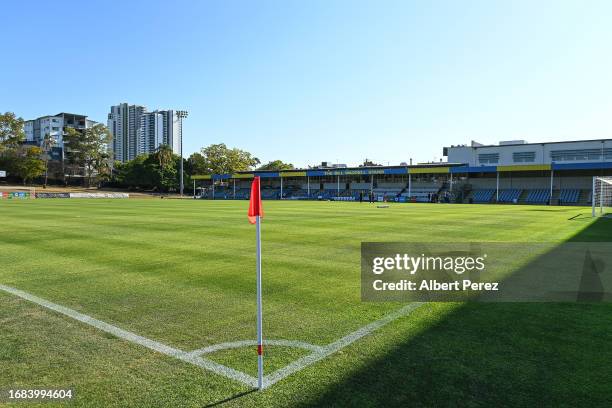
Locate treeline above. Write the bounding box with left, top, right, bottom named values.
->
left=113, top=144, right=297, bottom=192
left=111, top=146, right=181, bottom=192
left=1, top=111, right=296, bottom=191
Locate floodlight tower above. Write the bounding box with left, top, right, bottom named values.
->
left=176, top=110, right=189, bottom=196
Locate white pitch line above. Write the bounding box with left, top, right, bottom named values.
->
left=1, top=284, right=424, bottom=390
left=264, top=302, right=424, bottom=387
left=0, top=284, right=258, bottom=388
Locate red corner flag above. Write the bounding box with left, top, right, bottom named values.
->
left=249, top=176, right=265, bottom=389
left=248, top=176, right=264, bottom=224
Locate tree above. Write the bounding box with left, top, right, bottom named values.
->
left=111, top=144, right=256, bottom=192
left=360, top=158, right=382, bottom=167
left=0, top=112, right=34, bottom=183
left=113, top=155, right=156, bottom=189
left=14, top=146, right=45, bottom=184
left=155, top=144, right=174, bottom=171
left=198, top=143, right=260, bottom=175
left=152, top=145, right=176, bottom=192
left=64, top=124, right=112, bottom=186
left=257, top=160, right=294, bottom=171
left=62, top=128, right=80, bottom=182
left=41, top=133, right=56, bottom=186
left=110, top=149, right=179, bottom=193
left=94, top=153, right=112, bottom=185
left=0, top=112, right=25, bottom=152
left=186, top=152, right=207, bottom=176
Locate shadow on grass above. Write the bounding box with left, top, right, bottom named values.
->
left=203, top=389, right=256, bottom=407
left=301, top=217, right=612, bottom=407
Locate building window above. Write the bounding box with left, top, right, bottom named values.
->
left=550, top=149, right=612, bottom=161
left=478, top=153, right=499, bottom=164
left=513, top=151, right=535, bottom=162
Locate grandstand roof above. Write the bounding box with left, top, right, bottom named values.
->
left=194, top=163, right=467, bottom=180
left=250, top=162, right=462, bottom=174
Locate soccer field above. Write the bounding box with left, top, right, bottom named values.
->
left=1, top=199, right=611, bottom=407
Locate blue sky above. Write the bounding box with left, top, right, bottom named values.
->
left=2, top=0, right=611, bottom=167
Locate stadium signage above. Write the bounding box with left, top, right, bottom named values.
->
left=362, top=242, right=612, bottom=302
left=34, top=193, right=129, bottom=199
left=307, top=168, right=389, bottom=177
left=0, top=192, right=30, bottom=199
left=36, top=192, right=70, bottom=199
left=69, top=193, right=129, bottom=199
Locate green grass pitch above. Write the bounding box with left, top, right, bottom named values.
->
left=1, top=199, right=611, bottom=407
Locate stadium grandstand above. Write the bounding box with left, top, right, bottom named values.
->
left=193, top=138, right=612, bottom=206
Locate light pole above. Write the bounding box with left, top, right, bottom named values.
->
left=176, top=110, right=188, bottom=196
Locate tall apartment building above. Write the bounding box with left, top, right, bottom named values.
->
left=107, top=103, right=147, bottom=162
left=159, top=110, right=182, bottom=154
left=108, top=104, right=182, bottom=162
left=137, top=110, right=181, bottom=156
left=138, top=112, right=164, bottom=156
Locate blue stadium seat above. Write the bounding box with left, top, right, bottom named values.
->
left=559, top=189, right=580, bottom=203
left=261, top=188, right=280, bottom=199
left=472, top=189, right=494, bottom=203
left=498, top=189, right=522, bottom=203
left=526, top=189, right=550, bottom=204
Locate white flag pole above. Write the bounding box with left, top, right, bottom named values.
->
left=256, top=213, right=264, bottom=389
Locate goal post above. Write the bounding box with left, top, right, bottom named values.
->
left=592, top=176, right=612, bottom=217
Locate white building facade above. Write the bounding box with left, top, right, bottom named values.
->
left=445, top=139, right=612, bottom=167
left=24, top=113, right=97, bottom=149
